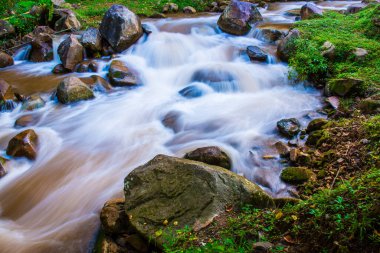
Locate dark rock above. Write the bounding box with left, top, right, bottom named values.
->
left=162, top=3, right=179, bottom=13
left=149, top=13, right=167, bottom=19
left=97, top=235, right=121, bottom=253
left=52, top=64, right=69, bottom=74
left=56, top=76, right=95, bottom=104
left=0, top=20, right=15, bottom=39
left=100, top=198, right=129, bottom=235
left=0, top=79, right=15, bottom=102
left=53, top=9, right=81, bottom=31
left=124, top=155, right=274, bottom=247
left=0, top=52, right=14, bottom=68
left=326, top=96, right=340, bottom=110
left=81, top=27, right=102, bottom=53
left=179, top=84, right=208, bottom=98
left=58, top=35, right=84, bottom=71
left=21, top=95, right=45, bottom=111
left=6, top=129, right=38, bottom=160
left=124, top=234, right=149, bottom=253
left=277, top=29, right=300, bottom=62
left=108, top=60, right=139, bottom=87
left=281, top=167, right=315, bottom=184
left=347, top=3, right=366, bottom=14
left=80, top=75, right=113, bottom=92
left=359, top=96, right=380, bottom=114
left=217, top=0, right=263, bottom=36
left=29, top=39, right=53, bottom=62
left=184, top=146, right=232, bottom=170
left=161, top=111, right=183, bottom=133
left=306, top=130, right=329, bottom=147
left=99, top=5, right=143, bottom=53
left=306, top=118, right=328, bottom=133
left=277, top=118, right=301, bottom=138
left=252, top=242, right=274, bottom=252
left=29, top=5, right=49, bottom=25
left=325, top=78, right=363, bottom=97
left=75, top=60, right=98, bottom=73
left=183, top=6, right=197, bottom=14
left=247, top=46, right=268, bottom=62
left=261, top=29, right=284, bottom=43
left=274, top=141, right=290, bottom=157
left=15, top=114, right=41, bottom=128
left=300, top=3, right=323, bottom=20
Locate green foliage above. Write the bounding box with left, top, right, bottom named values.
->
left=289, top=5, right=380, bottom=94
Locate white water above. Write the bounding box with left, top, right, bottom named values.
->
left=0, top=2, right=358, bottom=252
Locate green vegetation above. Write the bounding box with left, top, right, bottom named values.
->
left=289, top=5, right=380, bottom=94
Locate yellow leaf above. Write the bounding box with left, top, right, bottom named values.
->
left=155, top=230, right=163, bottom=237
left=275, top=211, right=283, bottom=219
left=163, top=219, right=168, bottom=226
left=291, top=215, right=298, bottom=221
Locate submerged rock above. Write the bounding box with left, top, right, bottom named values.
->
left=247, top=46, right=268, bottom=62
left=124, top=155, right=274, bottom=247
left=300, top=3, right=323, bottom=20
left=0, top=52, right=14, bottom=68
left=277, top=118, right=301, bottom=138
left=21, top=95, right=45, bottom=111
left=58, top=35, right=84, bottom=71
left=281, top=167, right=315, bottom=184
left=15, top=114, right=41, bottom=128
left=260, top=29, right=284, bottom=43
left=108, top=60, right=139, bottom=87
left=6, top=129, right=39, bottom=160
left=217, top=0, right=263, bottom=36
left=99, top=5, right=143, bottom=53
left=56, top=76, right=94, bottom=104
left=277, top=29, right=300, bottom=62
left=184, top=146, right=232, bottom=170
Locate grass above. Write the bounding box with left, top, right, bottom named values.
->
left=288, top=5, right=380, bottom=95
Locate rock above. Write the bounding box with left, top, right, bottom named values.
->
left=124, top=155, right=274, bottom=246
left=347, top=3, right=366, bottom=14
left=162, top=3, right=179, bottom=13
left=0, top=163, right=6, bottom=178
left=325, top=78, right=363, bottom=97
left=217, top=0, right=263, bottom=36
left=274, top=141, right=290, bottom=157
left=261, top=29, right=284, bottom=43
left=124, top=234, right=149, bottom=253
left=161, top=111, right=183, bottom=133
left=353, top=48, right=368, bottom=61
left=184, top=146, right=232, bottom=170
left=277, top=118, right=301, bottom=138
left=252, top=242, right=274, bottom=252
left=306, top=118, right=328, bottom=133
left=56, top=76, right=95, bottom=104
left=15, top=114, right=41, bottom=128
left=326, top=96, right=340, bottom=110
left=305, top=130, right=329, bottom=147
left=81, top=27, right=102, bottom=54
left=183, top=6, right=197, bottom=14
left=52, top=0, right=66, bottom=8
left=0, top=52, right=14, bottom=68
left=58, top=35, right=84, bottom=71
left=0, top=20, right=15, bottom=39
left=21, top=95, right=45, bottom=111
left=285, top=8, right=300, bottom=16
left=280, top=167, right=315, bottom=184
left=80, top=75, right=113, bottom=92
left=75, top=60, right=98, bottom=73
left=108, top=60, right=139, bottom=87
left=190, top=68, right=237, bottom=92
left=99, top=5, right=143, bottom=53
left=29, top=39, right=54, bottom=62
left=359, top=96, right=380, bottom=114
left=300, top=3, right=323, bottom=20
left=100, top=198, right=129, bottom=235
left=6, top=129, right=38, bottom=160
left=289, top=148, right=299, bottom=162
left=97, top=235, right=122, bottom=253
left=53, top=9, right=81, bottom=31
left=321, top=41, right=335, bottom=60
left=52, top=64, right=69, bottom=74
left=247, top=46, right=268, bottom=62
left=277, top=29, right=300, bottom=62
left=29, top=5, right=49, bottom=25
left=179, top=84, right=209, bottom=98
left=0, top=79, right=15, bottom=102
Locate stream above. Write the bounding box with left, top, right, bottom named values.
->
left=0, top=1, right=359, bottom=252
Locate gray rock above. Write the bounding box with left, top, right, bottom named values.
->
left=58, top=35, right=84, bottom=71
left=56, top=76, right=94, bottom=104
left=300, top=3, right=323, bottom=20
left=217, top=0, right=263, bottom=36
left=277, top=118, right=301, bottom=138
left=247, top=46, right=268, bottom=62
left=81, top=27, right=102, bottom=53
left=184, top=146, right=232, bottom=170
left=321, top=41, right=335, bottom=60
left=124, top=155, right=274, bottom=247
left=277, top=29, right=300, bottom=62
left=353, top=47, right=368, bottom=61
left=99, top=5, right=143, bottom=53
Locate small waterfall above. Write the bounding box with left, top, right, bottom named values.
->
left=13, top=45, right=32, bottom=61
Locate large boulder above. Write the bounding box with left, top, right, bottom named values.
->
left=56, top=76, right=94, bottom=104
left=277, top=29, right=300, bottom=62
left=325, top=78, right=363, bottom=97
left=81, top=27, right=102, bottom=54
left=6, top=129, right=39, bottom=160
left=184, top=146, right=232, bottom=170
left=300, top=3, right=323, bottom=20
left=124, top=155, right=274, bottom=246
left=0, top=52, right=14, bottom=68
left=217, top=0, right=263, bottom=36
left=108, top=60, right=139, bottom=87
left=0, top=20, right=15, bottom=39
left=53, top=9, right=81, bottom=31
left=99, top=5, right=143, bottom=53
left=58, top=35, right=84, bottom=71
left=277, top=118, right=301, bottom=138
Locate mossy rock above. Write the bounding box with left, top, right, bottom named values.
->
left=359, top=98, right=380, bottom=114
left=281, top=167, right=315, bottom=184
left=56, top=77, right=95, bottom=104
left=306, top=129, right=330, bottom=147
left=306, top=118, right=328, bottom=133
left=325, top=78, right=363, bottom=97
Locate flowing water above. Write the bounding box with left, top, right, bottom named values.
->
left=0, top=2, right=359, bottom=252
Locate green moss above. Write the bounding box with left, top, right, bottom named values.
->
left=280, top=167, right=315, bottom=184
left=306, top=129, right=330, bottom=147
